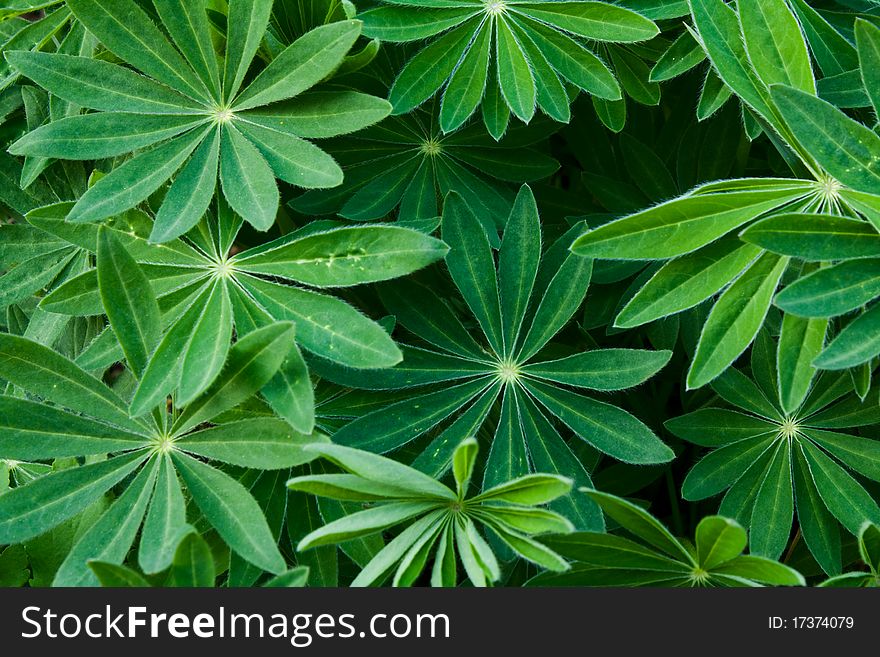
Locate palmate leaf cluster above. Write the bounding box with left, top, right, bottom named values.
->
left=1, top=0, right=880, bottom=589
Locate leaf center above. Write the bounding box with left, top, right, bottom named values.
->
left=213, top=106, right=235, bottom=125
left=483, top=0, right=508, bottom=16
left=778, top=417, right=800, bottom=440
left=420, top=138, right=443, bottom=156
left=495, top=359, right=521, bottom=384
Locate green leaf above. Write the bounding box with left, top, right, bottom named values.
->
left=713, top=555, right=804, bottom=586
left=151, top=127, right=220, bottom=243
left=742, top=214, right=880, bottom=261
left=688, top=253, right=789, bottom=389
left=97, top=227, right=161, bottom=378
left=235, top=225, right=448, bottom=287
left=499, top=185, right=540, bottom=355
left=297, top=501, right=437, bottom=550
left=87, top=562, right=151, bottom=587
left=8, top=112, right=204, bottom=160
left=616, top=239, right=762, bottom=328
left=483, top=385, right=530, bottom=491
left=789, top=0, right=857, bottom=77
left=153, top=0, right=221, bottom=101
left=222, top=0, right=272, bottom=102
left=239, top=91, right=391, bottom=139
left=666, top=408, right=777, bottom=447
left=176, top=280, right=233, bottom=405
left=496, top=18, right=536, bottom=123
left=513, top=2, right=658, bottom=42
left=517, top=249, right=592, bottom=361
left=67, top=125, right=210, bottom=223
left=0, top=397, right=149, bottom=460
left=770, top=85, right=880, bottom=195
left=171, top=451, right=286, bottom=574
left=66, top=0, right=211, bottom=102
left=169, top=531, right=215, bottom=587
left=5, top=51, right=206, bottom=114
left=240, top=275, right=401, bottom=368
left=388, top=19, right=479, bottom=114
left=682, top=434, right=777, bottom=501
left=525, top=379, right=674, bottom=465
left=803, top=429, right=880, bottom=482
left=138, top=453, right=188, bottom=574
left=483, top=518, right=569, bottom=572
left=442, top=191, right=504, bottom=354
left=219, top=125, right=279, bottom=231
left=129, top=281, right=213, bottom=416
left=235, top=119, right=344, bottom=189
left=360, top=6, right=478, bottom=42
left=439, top=21, right=491, bottom=132
left=859, top=522, right=880, bottom=573
left=738, top=0, right=815, bottom=93
left=54, top=458, right=157, bottom=586
left=233, top=20, right=361, bottom=110
left=0, top=333, right=145, bottom=433
left=695, top=516, right=747, bottom=569
left=792, top=447, right=841, bottom=576
left=777, top=313, right=826, bottom=414
left=264, top=566, right=310, bottom=588
left=176, top=419, right=322, bottom=470
left=522, top=17, right=621, bottom=100
left=650, top=30, right=705, bottom=82
left=775, top=259, right=880, bottom=318
left=582, top=489, right=693, bottom=563
left=856, top=19, right=880, bottom=118
left=0, top=451, right=148, bottom=544
left=689, top=0, right=775, bottom=122
left=475, top=474, right=572, bottom=506
left=523, top=349, right=671, bottom=391
left=814, top=304, right=880, bottom=370
left=800, top=441, right=880, bottom=535
left=452, top=437, right=479, bottom=497
left=172, top=321, right=296, bottom=434
left=750, top=443, right=793, bottom=559
left=571, top=184, right=811, bottom=260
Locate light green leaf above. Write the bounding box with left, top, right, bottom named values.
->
left=0, top=451, right=148, bottom=545
left=0, top=333, right=145, bottom=432
left=695, top=516, right=747, bottom=570
left=169, top=531, right=215, bottom=587
left=239, top=274, right=402, bottom=368
left=771, top=85, right=880, bottom=195
left=219, top=125, right=279, bottom=230
left=67, top=126, right=209, bottom=223
left=172, top=451, right=286, bottom=574
left=138, top=453, right=188, bottom=574
left=222, top=0, right=272, bottom=101
left=233, top=20, right=361, bottom=110
left=172, top=321, right=296, bottom=433
left=738, top=0, right=815, bottom=93
left=54, top=458, right=157, bottom=586
left=572, top=184, right=811, bottom=260
left=97, top=227, right=161, bottom=378
left=688, top=253, right=789, bottom=389
left=616, top=240, right=762, bottom=328
left=235, top=225, right=448, bottom=287
left=176, top=419, right=322, bottom=470
left=5, top=51, right=205, bottom=114
left=66, top=0, right=211, bottom=102
left=777, top=313, right=826, bottom=414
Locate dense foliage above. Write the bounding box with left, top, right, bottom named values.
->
left=1, top=0, right=879, bottom=589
